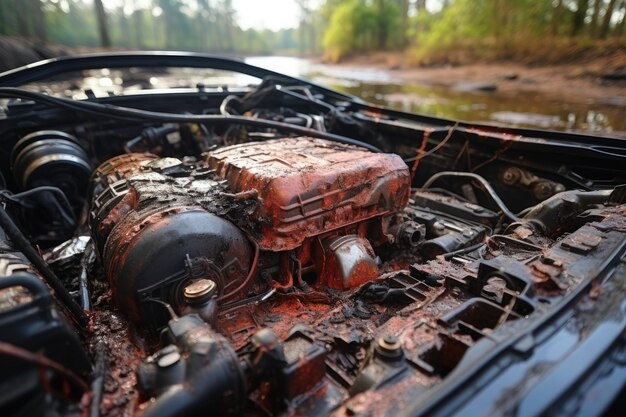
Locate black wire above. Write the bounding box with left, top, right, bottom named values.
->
left=442, top=242, right=486, bottom=260
left=0, top=87, right=382, bottom=152
left=0, top=206, right=87, bottom=327
left=277, top=87, right=336, bottom=113
left=0, top=186, right=77, bottom=227
left=47, top=197, right=76, bottom=228
left=89, top=342, right=106, bottom=417
left=421, top=171, right=521, bottom=223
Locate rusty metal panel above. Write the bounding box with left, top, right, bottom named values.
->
left=206, top=137, right=411, bottom=251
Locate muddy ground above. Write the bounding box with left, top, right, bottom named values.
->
left=327, top=51, right=626, bottom=107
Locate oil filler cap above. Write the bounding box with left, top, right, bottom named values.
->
left=183, top=279, right=217, bottom=305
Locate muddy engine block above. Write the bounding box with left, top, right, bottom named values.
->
left=90, top=137, right=411, bottom=326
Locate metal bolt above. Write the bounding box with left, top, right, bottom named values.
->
left=381, top=335, right=400, bottom=349
left=533, top=182, right=554, bottom=201
left=375, top=335, right=404, bottom=361
left=433, top=221, right=446, bottom=236
left=502, top=168, right=519, bottom=185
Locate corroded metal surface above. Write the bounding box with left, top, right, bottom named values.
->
left=91, top=140, right=413, bottom=324
left=215, top=203, right=626, bottom=416
left=206, top=138, right=411, bottom=251
left=80, top=139, right=626, bottom=417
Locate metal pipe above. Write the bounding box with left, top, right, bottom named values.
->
left=79, top=240, right=96, bottom=310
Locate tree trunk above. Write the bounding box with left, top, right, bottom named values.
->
left=94, top=0, right=111, bottom=47
left=119, top=9, right=131, bottom=48
left=400, top=0, right=409, bottom=47
left=153, top=13, right=162, bottom=49
left=552, top=0, right=563, bottom=36
left=133, top=13, right=143, bottom=48
left=299, top=23, right=306, bottom=55
left=589, top=0, right=602, bottom=36
left=0, top=0, right=6, bottom=35
left=375, top=0, right=388, bottom=49
left=572, top=0, right=590, bottom=36
left=28, top=0, right=46, bottom=41
left=309, top=19, right=316, bottom=53
left=197, top=0, right=212, bottom=50
left=620, top=0, right=626, bottom=37
left=221, top=0, right=235, bottom=52
left=298, top=0, right=309, bottom=54
left=414, top=0, right=427, bottom=39
left=12, top=0, right=29, bottom=36
left=599, top=0, right=618, bottom=37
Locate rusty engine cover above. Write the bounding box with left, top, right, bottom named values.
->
left=206, top=138, right=411, bottom=251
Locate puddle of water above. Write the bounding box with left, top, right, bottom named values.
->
left=246, top=56, right=626, bottom=136
left=246, top=56, right=392, bottom=83
left=331, top=81, right=623, bottom=134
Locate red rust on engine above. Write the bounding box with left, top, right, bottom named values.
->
left=90, top=153, right=159, bottom=245
left=97, top=188, right=138, bottom=242
left=206, top=137, right=411, bottom=251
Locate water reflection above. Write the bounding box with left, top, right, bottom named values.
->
left=326, top=81, right=622, bottom=134
left=246, top=56, right=624, bottom=135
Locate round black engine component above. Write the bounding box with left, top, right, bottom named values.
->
left=89, top=154, right=255, bottom=327
left=11, top=130, right=91, bottom=206
left=103, top=206, right=253, bottom=326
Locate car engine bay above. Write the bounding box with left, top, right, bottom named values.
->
left=1, top=54, right=626, bottom=417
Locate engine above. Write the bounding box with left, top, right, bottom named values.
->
left=72, top=133, right=625, bottom=417
left=90, top=137, right=411, bottom=326
left=2, top=70, right=626, bottom=417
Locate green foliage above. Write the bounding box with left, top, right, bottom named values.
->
left=408, top=0, right=623, bottom=64
left=416, top=0, right=492, bottom=52
left=322, top=0, right=360, bottom=62
left=43, top=1, right=100, bottom=47
left=320, top=0, right=626, bottom=63
left=322, top=0, right=404, bottom=62
left=0, top=0, right=303, bottom=55
left=0, top=0, right=623, bottom=62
